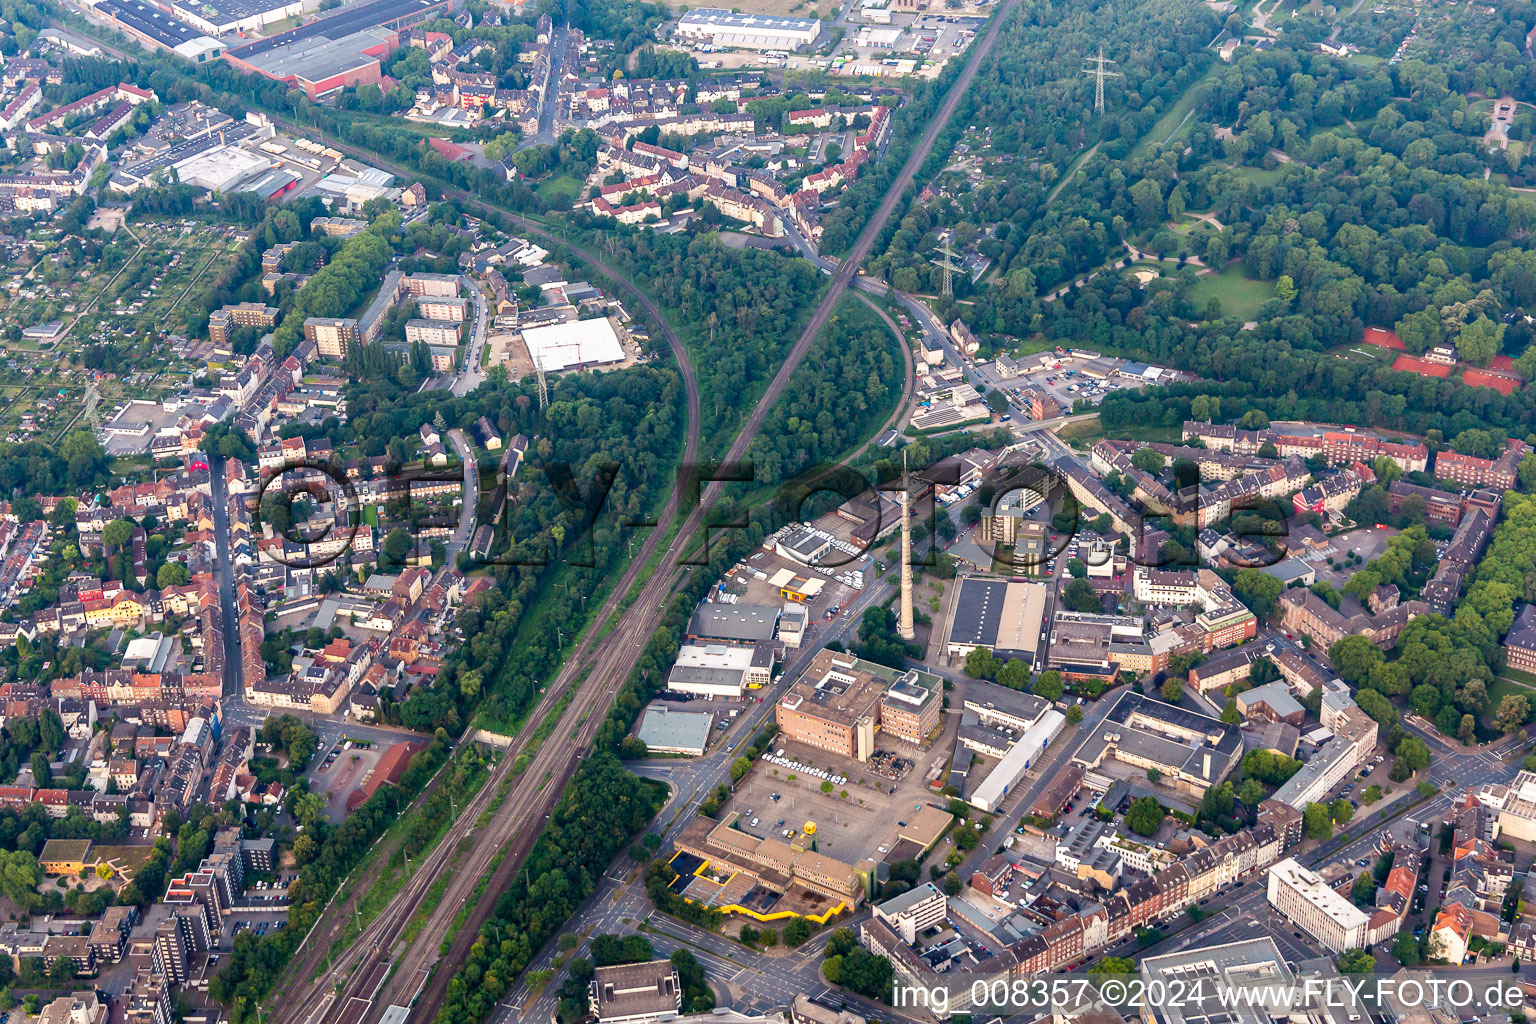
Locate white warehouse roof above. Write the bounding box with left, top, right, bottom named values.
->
left=174, top=144, right=271, bottom=193
left=522, top=316, right=624, bottom=373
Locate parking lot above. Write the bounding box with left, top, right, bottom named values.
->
left=722, top=739, right=948, bottom=865
left=1307, top=525, right=1401, bottom=589
left=309, top=738, right=386, bottom=822
left=225, top=912, right=289, bottom=948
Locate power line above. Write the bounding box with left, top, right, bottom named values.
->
left=930, top=241, right=963, bottom=299
left=1083, top=46, right=1121, bottom=114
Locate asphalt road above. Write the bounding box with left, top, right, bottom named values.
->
left=450, top=277, right=489, bottom=397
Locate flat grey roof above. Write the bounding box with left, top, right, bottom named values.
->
left=241, top=30, right=383, bottom=82
left=951, top=576, right=1005, bottom=647
left=636, top=706, right=712, bottom=752
left=687, top=603, right=779, bottom=643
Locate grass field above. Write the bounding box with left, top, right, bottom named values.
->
left=1330, top=343, right=1395, bottom=366
left=1231, top=164, right=1289, bottom=188
left=94, top=845, right=154, bottom=876
left=1058, top=415, right=1183, bottom=447
left=1134, top=63, right=1219, bottom=158
left=1005, top=335, right=1059, bottom=358
left=1186, top=265, right=1273, bottom=320
left=535, top=174, right=584, bottom=208
left=1485, top=677, right=1536, bottom=728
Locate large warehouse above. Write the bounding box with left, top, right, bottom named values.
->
left=165, top=0, right=306, bottom=36
left=675, top=8, right=823, bottom=50
left=223, top=0, right=451, bottom=98
left=944, top=575, right=1048, bottom=662
left=90, top=0, right=223, bottom=60
left=174, top=145, right=272, bottom=192
left=522, top=316, right=625, bottom=373
left=665, top=642, right=774, bottom=698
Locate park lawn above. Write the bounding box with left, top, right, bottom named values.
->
left=1186, top=265, right=1273, bottom=321
left=94, top=845, right=154, bottom=876
left=1504, top=667, right=1536, bottom=687
left=535, top=174, right=584, bottom=208
left=1231, top=164, right=1288, bottom=188
left=1134, top=62, right=1218, bottom=158
left=1485, top=677, right=1536, bottom=727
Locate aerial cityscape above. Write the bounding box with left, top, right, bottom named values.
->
left=1, top=0, right=1536, bottom=1023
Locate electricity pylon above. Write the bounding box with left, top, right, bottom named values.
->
left=1083, top=46, right=1120, bottom=114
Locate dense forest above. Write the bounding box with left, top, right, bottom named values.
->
left=743, top=297, right=903, bottom=485
left=868, top=0, right=1220, bottom=292
left=570, top=229, right=827, bottom=457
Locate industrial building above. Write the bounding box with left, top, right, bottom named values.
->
left=223, top=0, right=452, bottom=99
left=163, top=0, right=305, bottom=36
left=173, top=145, right=271, bottom=192
left=589, top=960, right=681, bottom=1024
left=1069, top=690, right=1242, bottom=798
left=877, top=668, right=941, bottom=745
left=775, top=649, right=886, bottom=761
left=686, top=603, right=780, bottom=645
left=90, top=0, right=223, bottom=60
left=634, top=705, right=713, bottom=756
left=522, top=316, right=626, bottom=373
left=968, top=707, right=1065, bottom=813
left=666, top=642, right=774, bottom=698
left=944, top=575, right=1048, bottom=662
left=675, top=8, right=824, bottom=49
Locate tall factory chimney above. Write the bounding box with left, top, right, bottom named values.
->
left=898, top=449, right=915, bottom=641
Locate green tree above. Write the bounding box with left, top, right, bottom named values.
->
left=157, top=562, right=190, bottom=588
left=1161, top=678, right=1183, bottom=703
left=1089, top=955, right=1138, bottom=974
left=964, top=646, right=1001, bottom=680
left=1063, top=578, right=1101, bottom=613
left=1033, top=670, right=1064, bottom=701
left=1232, top=569, right=1284, bottom=619
left=1303, top=802, right=1333, bottom=840
left=1131, top=448, right=1166, bottom=474
left=382, top=527, right=413, bottom=564
left=1392, top=930, right=1421, bottom=966
left=1124, top=796, right=1164, bottom=836
left=0, top=850, right=42, bottom=909
left=103, top=519, right=135, bottom=549
left=1496, top=694, right=1530, bottom=734
left=997, top=658, right=1031, bottom=691
left=1455, top=315, right=1504, bottom=367
left=1336, top=949, right=1376, bottom=975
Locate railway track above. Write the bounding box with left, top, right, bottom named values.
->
left=268, top=7, right=1013, bottom=1016
left=269, top=218, right=702, bottom=1024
